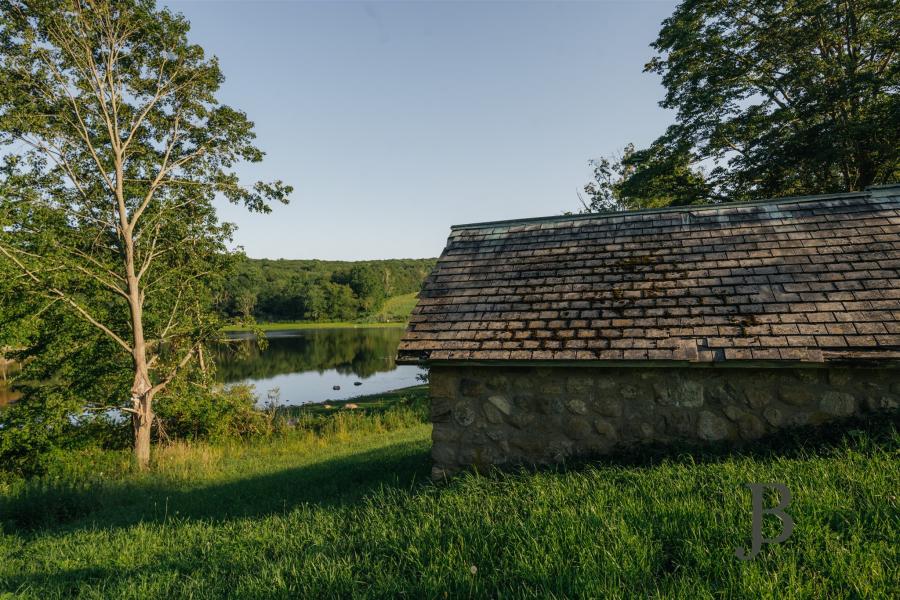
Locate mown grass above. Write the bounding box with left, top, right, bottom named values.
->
left=0, top=388, right=897, bottom=599
left=369, top=291, right=419, bottom=323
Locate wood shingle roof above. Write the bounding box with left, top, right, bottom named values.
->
left=398, top=186, right=900, bottom=365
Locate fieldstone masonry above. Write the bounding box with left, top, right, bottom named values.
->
left=429, top=365, right=899, bottom=478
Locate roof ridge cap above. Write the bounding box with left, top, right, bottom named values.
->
left=450, top=187, right=892, bottom=231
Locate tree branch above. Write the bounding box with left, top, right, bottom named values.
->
left=0, top=243, right=132, bottom=353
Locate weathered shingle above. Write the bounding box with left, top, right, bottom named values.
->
left=398, top=186, right=900, bottom=364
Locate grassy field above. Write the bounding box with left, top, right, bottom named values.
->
left=369, top=292, right=419, bottom=323
left=1, top=387, right=898, bottom=599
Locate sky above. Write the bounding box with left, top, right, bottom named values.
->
left=166, top=0, right=680, bottom=260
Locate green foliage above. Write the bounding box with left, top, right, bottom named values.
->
left=346, top=264, right=386, bottom=311
left=0, top=304, right=132, bottom=477
left=0, top=0, right=290, bottom=464
left=0, top=379, right=131, bottom=479
left=154, top=383, right=266, bottom=442
left=585, top=0, right=900, bottom=210
left=0, top=386, right=431, bottom=528
left=581, top=142, right=711, bottom=212
left=0, top=389, right=79, bottom=478
left=0, top=402, right=896, bottom=597
left=222, top=257, right=435, bottom=323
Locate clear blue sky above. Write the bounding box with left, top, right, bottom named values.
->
left=166, top=0, right=679, bottom=260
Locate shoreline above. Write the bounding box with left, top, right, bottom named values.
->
left=278, top=384, right=429, bottom=415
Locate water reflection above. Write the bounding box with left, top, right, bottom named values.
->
left=214, top=327, right=425, bottom=406
left=0, top=387, right=19, bottom=406
left=0, top=329, right=424, bottom=409
left=0, top=358, right=20, bottom=406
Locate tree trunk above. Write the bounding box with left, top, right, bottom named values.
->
left=115, top=117, right=158, bottom=470
left=131, top=373, right=154, bottom=469
left=120, top=173, right=154, bottom=468
left=132, top=397, right=153, bottom=469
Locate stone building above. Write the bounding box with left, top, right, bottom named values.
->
left=397, top=186, right=900, bottom=478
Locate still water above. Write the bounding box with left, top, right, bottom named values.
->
left=215, top=327, right=425, bottom=406
left=0, top=358, right=20, bottom=406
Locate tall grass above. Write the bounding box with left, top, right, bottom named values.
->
left=0, top=388, right=897, bottom=599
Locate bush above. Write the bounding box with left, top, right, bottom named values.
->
left=154, top=383, right=267, bottom=441
left=0, top=386, right=132, bottom=480
left=0, top=388, right=80, bottom=478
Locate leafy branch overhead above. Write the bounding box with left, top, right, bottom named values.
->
left=0, top=0, right=292, bottom=467
left=584, top=0, right=900, bottom=211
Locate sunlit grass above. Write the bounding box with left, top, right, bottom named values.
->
left=1, top=388, right=897, bottom=599
left=370, top=292, right=419, bottom=323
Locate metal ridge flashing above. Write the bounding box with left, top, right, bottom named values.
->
left=398, top=358, right=900, bottom=369
left=449, top=186, right=896, bottom=231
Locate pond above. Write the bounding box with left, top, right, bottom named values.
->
left=0, top=357, right=21, bottom=406
left=0, top=387, right=19, bottom=407
left=214, top=327, right=426, bottom=406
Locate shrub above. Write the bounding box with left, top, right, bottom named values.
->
left=0, top=388, right=81, bottom=478
left=154, top=383, right=266, bottom=442
left=0, top=386, right=133, bottom=480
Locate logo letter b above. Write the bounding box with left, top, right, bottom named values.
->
left=735, top=482, right=793, bottom=561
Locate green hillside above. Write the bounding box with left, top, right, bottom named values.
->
left=370, top=291, right=420, bottom=322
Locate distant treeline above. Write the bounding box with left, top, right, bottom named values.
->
left=222, top=257, right=436, bottom=322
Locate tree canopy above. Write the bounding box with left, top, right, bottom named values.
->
left=221, top=257, right=436, bottom=323
left=583, top=0, right=899, bottom=211
left=0, top=0, right=290, bottom=468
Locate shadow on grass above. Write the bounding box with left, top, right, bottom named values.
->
left=1, top=437, right=432, bottom=535
left=559, top=412, right=900, bottom=473
left=5, top=413, right=898, bottom=535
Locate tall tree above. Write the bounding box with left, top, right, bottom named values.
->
left=0, top=0, right=291, bottom=467
left=580, top=142, right=712, bottom=212
left=585, top=0, right=899, bottom=209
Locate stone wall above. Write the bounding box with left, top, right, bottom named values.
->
left=428, top=365, right=899, bottom=478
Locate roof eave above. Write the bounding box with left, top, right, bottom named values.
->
left=398, top=358, right=900, bottom=369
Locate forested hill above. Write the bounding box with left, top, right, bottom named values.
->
left=222, top=257, right=437, bottom=323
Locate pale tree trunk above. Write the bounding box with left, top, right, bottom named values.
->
left=127, top=273, right=154, bottom=468
left=117, top=147, right=156, bottom=469
left=131, top=382, right=154, bottom=469
left=126, top=238, right=154, bottom=469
